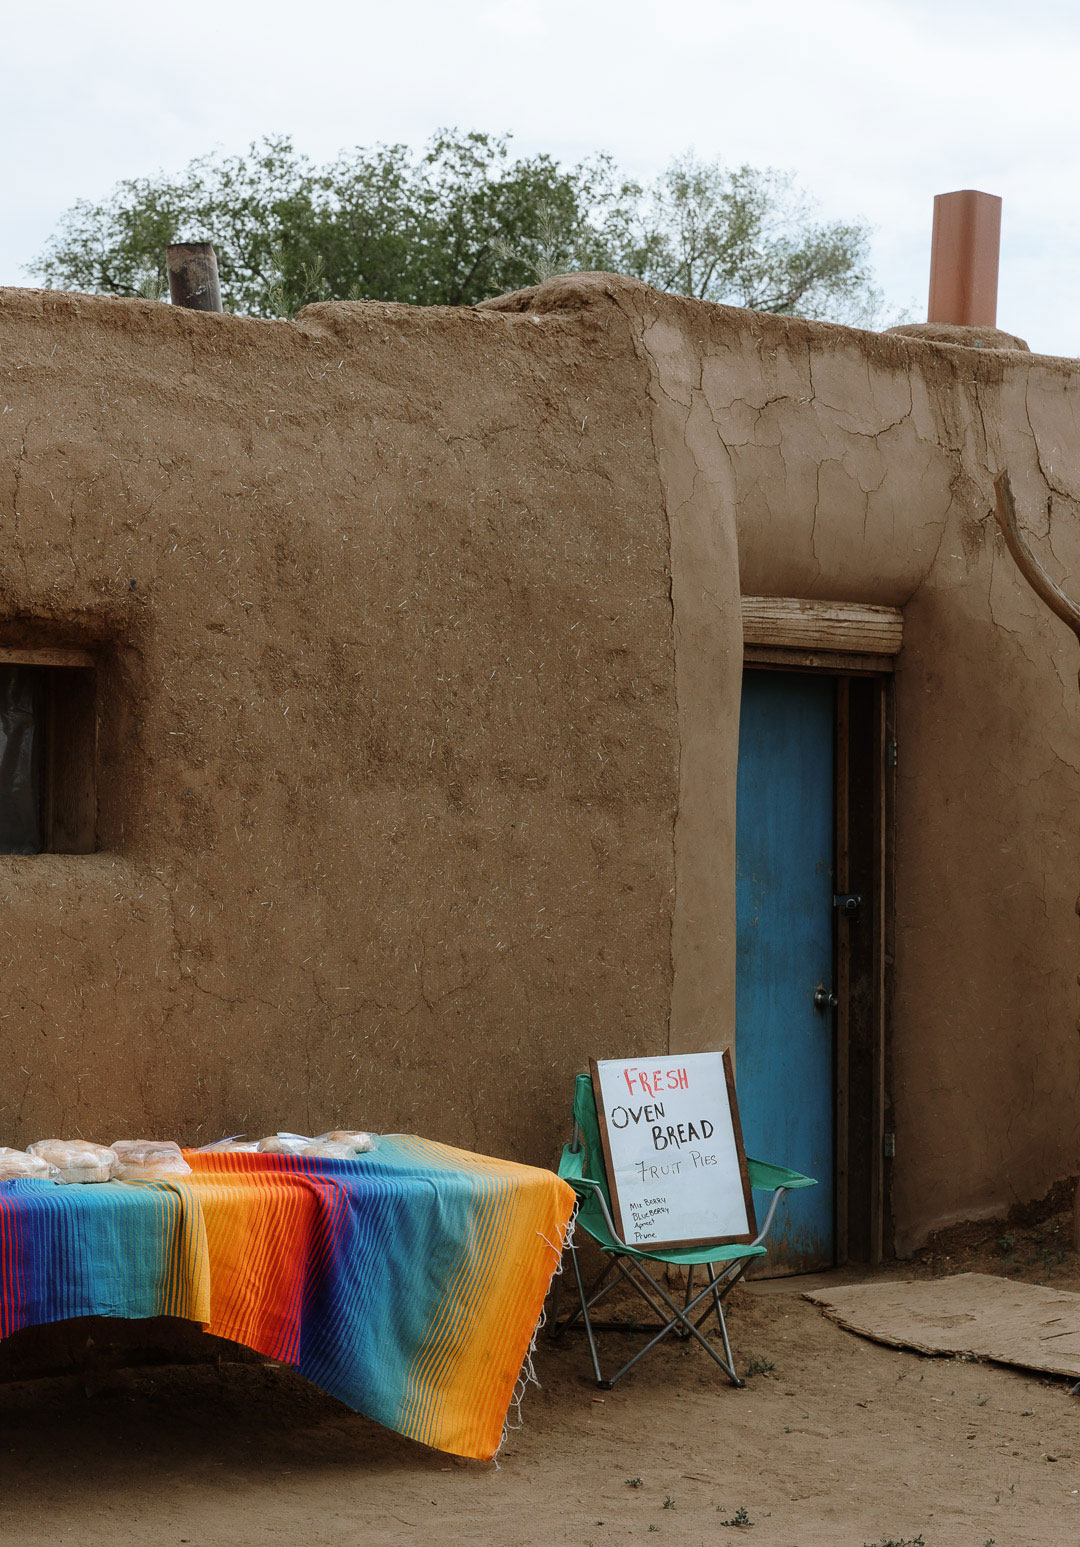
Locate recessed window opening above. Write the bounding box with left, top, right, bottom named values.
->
left=0, top=651, right=97, bottom=855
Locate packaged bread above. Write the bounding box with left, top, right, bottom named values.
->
left=27, top=1139, right=117, bottom=1184
left=0, top=1146, right=60, bottom=1182
left=317, top=1130, right=374, bottom=1154
left=257, top=1133, right=314, bottom=1155
left=110, top=1139, right=192, bottom=1181
left=199, top=1137, right=260, bottom=1153
left=258, top=1132, right=371, bottom=1160
left=301, top=1139, right=360, bottom=1160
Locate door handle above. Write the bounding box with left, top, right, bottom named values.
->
left=813, top=986, right=838, bottom=1012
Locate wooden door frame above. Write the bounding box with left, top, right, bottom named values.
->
left=741, top=648, right=893, bottom=1267
left=834, top=671, right=892, bottom=1267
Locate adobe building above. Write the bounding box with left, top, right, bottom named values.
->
left=0, top=267, right=1077, bottom=1269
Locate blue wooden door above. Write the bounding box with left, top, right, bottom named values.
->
left=735, top=669, right=835, bottom=1274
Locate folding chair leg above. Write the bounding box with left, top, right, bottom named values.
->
left=549, top=1256, right=619, bottom=1339
left=597, top=1258, right=746, bottom=1389
left=678, top=1264, right=695, bottom=1339
left=553, top=1237, right=751, bottom=1389
left=716, top=1301, right=739, bottom=1379
left=711, top=1258, right=746, bottom=1335
left=568, top=1239, right=607, bottom=1387
left=646, top=1260, right=745, bottom=1384
left=702, top=1282, right=745, bottom=1387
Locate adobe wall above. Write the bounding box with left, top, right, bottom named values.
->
left=0, top=285, right=676, bottom=1162
left=516, top=276, right=1080, bottom=1254
left=3, top=273, right=1080, bottom=1253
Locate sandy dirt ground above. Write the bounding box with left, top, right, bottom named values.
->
left=1, top=1205, right=1079, bottom=1547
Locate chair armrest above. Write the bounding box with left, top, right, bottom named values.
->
left=747, top=1157, right=817, bottom=1192
left=565, top=1174, right=633, bottom=1250
left=743, top=1156, right=817, bottom=1249
left=748, top=1186, right=786, bottom=1249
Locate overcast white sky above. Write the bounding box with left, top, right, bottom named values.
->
left=6, top=0, right=1080, bottom=352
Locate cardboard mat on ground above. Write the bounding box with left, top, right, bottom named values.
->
left=805, top=1272, right=1080, bottom=1378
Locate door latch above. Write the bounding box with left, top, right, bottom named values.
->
left=813, top=986, right=838, bottom=1012
left=833, top=892, right=862, bottom=920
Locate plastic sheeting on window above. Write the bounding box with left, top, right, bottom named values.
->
left=0, top=667, right=44, bottom=854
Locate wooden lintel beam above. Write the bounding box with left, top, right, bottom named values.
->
left=742, top=597, right=903, bottom=658
left=0, top=647, right=96, bottom=669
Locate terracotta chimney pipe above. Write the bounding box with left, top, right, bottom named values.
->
left=927, top=190, right=1001, bottom=327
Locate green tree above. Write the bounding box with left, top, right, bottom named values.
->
left=34, top=132, right=631, bottom=317
left=33, top=132, right=884, bottom=324
left=610, top=155, right=882, bottom=324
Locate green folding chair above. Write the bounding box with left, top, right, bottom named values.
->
left=549, top=1071, right=816, bottom=1388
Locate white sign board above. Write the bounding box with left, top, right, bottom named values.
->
left=590, top=1050, right=755, bottom=1251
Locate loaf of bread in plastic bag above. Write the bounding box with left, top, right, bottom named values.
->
left=317, top=1130, right=374, bottom=1153
left=300, top=1139, right=358, bottom=1159
left=258, top=1132, right=372, bottom=1159
left=0, top=1146, right=60, bottom=1182
left=257, top=1133, right=313, bottom=1155
left=110, top=1139, right=192, bottom=1181
left=27, top=1139, right=117, bottom=1183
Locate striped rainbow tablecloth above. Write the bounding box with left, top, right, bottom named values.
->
left=0, top=1136, right=575, bottom=1460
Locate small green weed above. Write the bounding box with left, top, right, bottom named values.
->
left=625, top=1478, right=643, bottom=1488
left=662, top=1495, right=675, bottom=1509
left=1030, top=1241, right=1069, bottom=1278
left=862, top=1537, right=925, bottom=1547
left=743, top=1355, right=775, bottom=1378
left=717, top=1505, right=753, bottom=1527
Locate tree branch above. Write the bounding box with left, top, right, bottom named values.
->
left=993, top=469, right=1080, bottom=684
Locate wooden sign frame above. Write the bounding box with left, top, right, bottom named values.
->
left=590, top=1050, right=757, bottom=1252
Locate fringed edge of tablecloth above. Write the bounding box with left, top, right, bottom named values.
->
left=493, top=1200, right=579, bottom=1465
